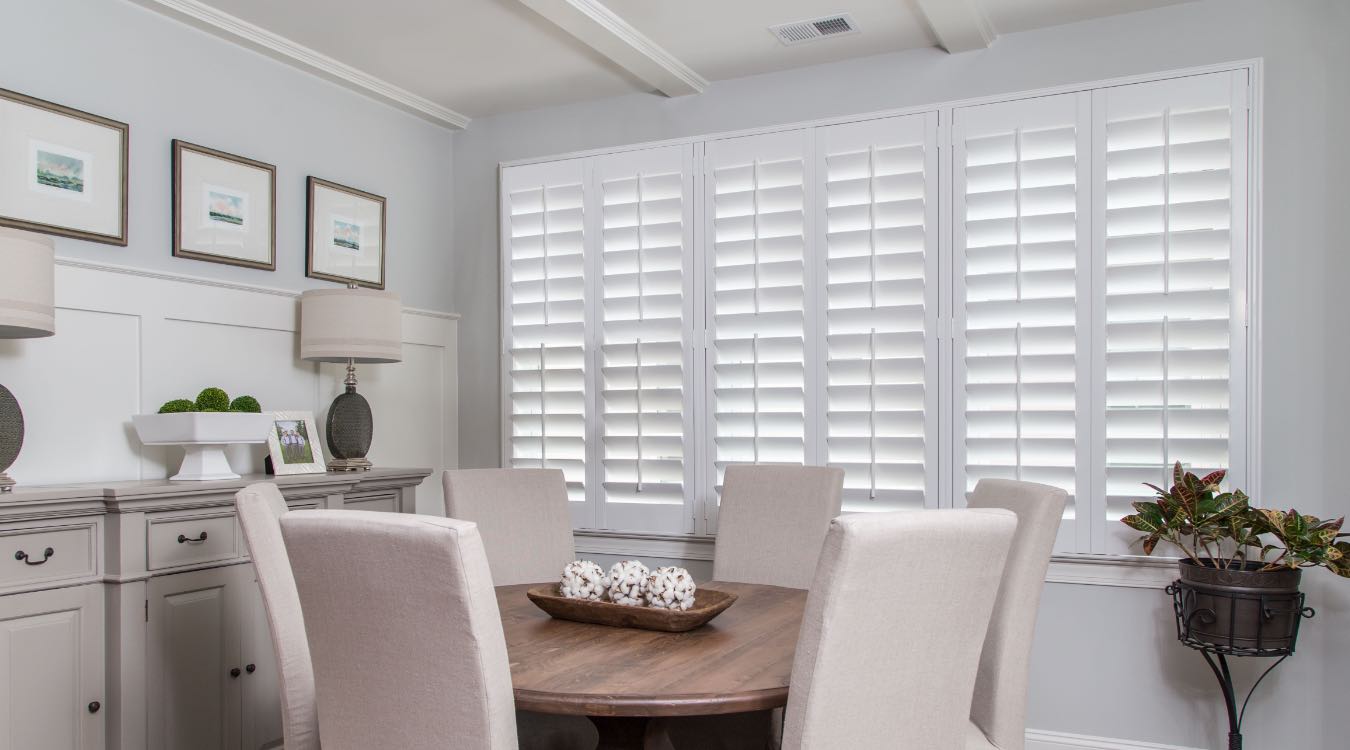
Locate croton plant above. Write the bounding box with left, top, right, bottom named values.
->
left=1121, top=462, right=1350, bottom=577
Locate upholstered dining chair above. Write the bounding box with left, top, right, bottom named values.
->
left=234, top=483, right=319, bottom=750
left=712, top=464, right=845, bottom=589
left=281, top=510, right=518, bottom=750
left=965, top=479, right=1069, bottom=750
left=780, top=509, right=1018, bottom=750
left=442, top=468, right=575, bottom=586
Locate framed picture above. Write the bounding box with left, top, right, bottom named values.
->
left=172, top=140, right=276, bottom=270
left=0, top=88, right=129, bottom=245
left=266, top=411, right=326, bottom=475
left=306, top=176, right=386, bottom=289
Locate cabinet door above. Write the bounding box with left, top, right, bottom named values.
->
left=240, top=573, right=283, bottom=750
left=0, top=585, right=105, bottom=750
left=146, top=566, right=243, bottom=750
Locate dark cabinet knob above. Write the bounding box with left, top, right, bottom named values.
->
left=88, top=701, right=101, bottom=713
left=245, top=663, right=256, bottom=674
left=230, top=667, right=241, bottom=678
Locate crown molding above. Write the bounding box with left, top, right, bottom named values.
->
left=131, top=0, right=470, bottom=129
left=520, top=0, right=708, bottom=97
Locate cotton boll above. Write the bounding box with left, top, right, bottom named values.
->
left=606, top=560, right=650, bottom=606
left=645, top=566, right=696, bottom=611
left=559, top=560, right=608, bottom=601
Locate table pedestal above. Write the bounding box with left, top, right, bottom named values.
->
left=589, top=716, right=652, bottom=750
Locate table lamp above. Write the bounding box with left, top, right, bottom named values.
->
left=299, top=286, right=402, bottom=471
left=0, top=228, right=56, bottom=492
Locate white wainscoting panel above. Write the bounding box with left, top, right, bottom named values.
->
left=0, top=259, right=459, bottom=513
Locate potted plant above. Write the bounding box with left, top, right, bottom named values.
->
left=133, top=388, right=272, bottom=481
left=1121, top=462, right=1348, bottom=651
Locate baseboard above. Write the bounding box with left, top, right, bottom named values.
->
left=1026, top=729, right=1204, bottom=750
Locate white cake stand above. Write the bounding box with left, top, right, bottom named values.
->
left=133, top=412, right=276, bottom=481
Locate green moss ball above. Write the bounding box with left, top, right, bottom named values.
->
left=229, top=395, right=262, bottom=413
left=157, top=399, right=196, bottom=414
left=194, top=387, right=230, bottom=412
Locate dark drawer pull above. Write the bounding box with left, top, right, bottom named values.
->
left=177, top=531, right=209, bottom=544
left=245, top=663, right=256, bottom=674
left=230, top=667, right=241, bottom=678
left=88, top=701, right=101, bottom=714
left=14, top=547, right=54, bottom=566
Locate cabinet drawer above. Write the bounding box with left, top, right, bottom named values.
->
left=147, top=512, right=240, bottom=571
left=1, top=522, right=99, bottom=591
left=344, top=492, right=397, bottom=513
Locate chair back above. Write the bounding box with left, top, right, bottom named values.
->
left=712, top=464, right=844, bottom=589
left=234, top=483, right=318, bottom=750
left=966, top=478, right=1068, bottom=750
left=781, top=509, right=1017, bottom=749
left=281, top=510, right=517, bottom=750
left=443, top=468, right=574, bottom=585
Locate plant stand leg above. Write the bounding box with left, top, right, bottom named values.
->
left=1198, top=651, right=1291, bottom=750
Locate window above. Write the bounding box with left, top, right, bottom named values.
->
left=501, top=67, right=1253, bottom=557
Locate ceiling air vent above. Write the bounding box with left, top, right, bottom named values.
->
left=770, top=14, right=859, bottom=46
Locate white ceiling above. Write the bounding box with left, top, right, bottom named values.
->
left=159, top=0, right=1196, bottom=123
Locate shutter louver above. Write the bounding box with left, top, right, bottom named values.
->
left=1098, top=72, right=1244, bottom=554
left=705, top=131, right=813, bottom=513
left=596, top=146, right=694, bottom=533
left=820, top=115, right=938, bottom=512
left=502, top=162, right=591, bottom=514
left=955, top=94, right=1090, bottom=551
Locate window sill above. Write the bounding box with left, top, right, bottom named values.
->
left=573, top=530, right=1179, bottom=589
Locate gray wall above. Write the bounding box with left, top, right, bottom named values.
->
left=453, top=0, right=1348, bottom=745
left=0, top=0, right=455, bottom=312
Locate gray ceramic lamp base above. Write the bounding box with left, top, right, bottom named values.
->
left=0, top=383, right=24, bottom=493
left=325, top=386, right=374, bottom=472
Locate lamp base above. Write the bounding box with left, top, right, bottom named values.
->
left=1, top=383, right=24, bottom=494
left=327, top=457, right=373, bottom=472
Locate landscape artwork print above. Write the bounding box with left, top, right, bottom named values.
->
left=332, top=217, right=361, bottom=252
left=204, top=184, right=247, bottom=230
left=31, top=142, right=90, bottom=200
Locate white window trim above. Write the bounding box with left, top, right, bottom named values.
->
left=501, top=59, right=1264, bottom=588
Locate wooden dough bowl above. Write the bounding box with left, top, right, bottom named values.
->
left=525, top=584, right=738, bottom=632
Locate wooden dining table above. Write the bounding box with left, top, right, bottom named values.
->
left=495, top=581, right=808, bottom=750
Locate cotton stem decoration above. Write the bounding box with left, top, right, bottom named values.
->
left=559, top=560, right=608, bottom=601
left=646, top=566, right=696, bottom=610
left=607, top=559, right=650, bottom=606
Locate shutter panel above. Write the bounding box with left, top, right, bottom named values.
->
left=595, top=145, right=696, bottom=533
left=953, top=93, right=1091, bottom=551
left=501, top=159, right=593, bottom=526
left=1096, top=71, right=1247, bottom=555
left=818, top=114, right=939, bottom=512
left=703, top=130, right=815, bottom=531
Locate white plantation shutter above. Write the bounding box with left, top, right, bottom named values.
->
left=704, top=130, right=815, bottom=531
left=594, top=145, right=696, bottom=533
left=501, top=159, right=593, bottom=526
left=1095, top=71, right=1248, bottom=555
left=817, top=114, right=939, bottom=513
left=953, top=94, right=1091, bottom=551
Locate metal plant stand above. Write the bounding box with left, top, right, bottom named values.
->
left=1166, top=581, right=1315, bottom=749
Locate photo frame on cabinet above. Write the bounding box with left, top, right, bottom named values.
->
left=306, top=176, right=386, bottom=289
left=265, top=410, right=326, bottom=475
left=172, top=140, right=276, bottom=270
left=0, top=87, right=129, bottom=245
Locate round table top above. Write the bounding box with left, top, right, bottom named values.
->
left=496, top=581, right=807, bottom=717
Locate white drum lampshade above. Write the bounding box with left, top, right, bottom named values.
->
left=0, top=228, right=56, bottom=492
left=299, top=288, right=402, bottom=471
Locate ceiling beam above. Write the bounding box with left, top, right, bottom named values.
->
left=519, top=0, right=708, bottom=97
left=132, top=0, right=470, bottom=129
left=912, top=0, right=997, bottom=53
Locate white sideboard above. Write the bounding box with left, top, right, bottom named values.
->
left=0, top=468, right=430, bottom=750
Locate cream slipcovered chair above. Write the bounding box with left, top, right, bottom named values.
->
left=780, top=509, right=1018, bottom=750
left=965, top=479, right=1069, bottom=750
left=281, top=510, right=517, bottom=750
left=442, top=468, right=575, bottom=586
left=443, top=468, right=596, bottom=750
left=234, top=483, right=319, bottom=750
left=712, top=464, right=845, bottom=588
